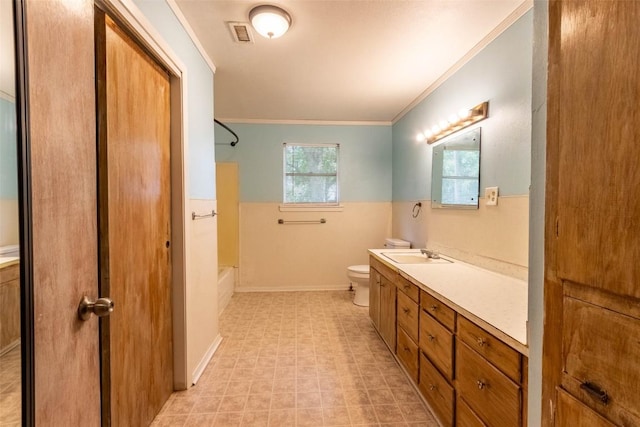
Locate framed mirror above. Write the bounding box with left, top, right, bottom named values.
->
left=431, top=127, right=481, bottom=209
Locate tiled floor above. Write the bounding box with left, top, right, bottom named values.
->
left=152, top=291, right=438, bottom=427
left=0, top=344, right=21, bottom=426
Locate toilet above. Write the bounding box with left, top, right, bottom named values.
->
left=347, top=238, right=411, bottom=306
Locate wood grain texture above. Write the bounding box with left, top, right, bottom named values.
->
left=544, top=1, right=640, bottom=425
left=369, top=255, right=397, bottom=283
left=396, top=326, right=418, bottom=383
left=0, top=264, right=20, bottom=352
left=419, top=352, right=454, bottom=427
left=396, top=275, right=419, bottom=303
left=368, top=267, right=381, bottom=329
left=555, top=0, right=640, bottom=299
left=561, top=296, right=640, bottom=425
left=396, top=290, right=419, bottom=342
left=420, top=290, right=456, bottom=332
left=24, top=0, right=101, bottom=424
left=556, top=388, right=614, bottom=427
left=457, top=316, right=521, bottom=384
left=379, top=275, right=396, bottom=352
left=100, top=14, right=173, bottom=426
left=456, top=341, right=521, bottom=427
left=456, top=396, right=487, bottom=427
left=419, top=310, right=453, bottom=380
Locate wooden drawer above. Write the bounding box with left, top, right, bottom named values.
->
left=397, top=290, right=419, bottom=342
left=419, top=352, right=454, bottom=427
left=370, top=255, right=397, bottom=282
left=419, top=310, right=454, bottom=380
left=397, top=275, right=419, bottom=303
left=0, top=263, right=19, bottom=284
left=397, top=327, right=419, bottom=383
left=556, top=388, right=615, bottom=427
left=456, top=341, right=521, bottom=427
left=561, top=296, right=640, bottom=425
left=458, top=316, right=521, bottom=383
left=421, top=290, right=455, bottom=331
left=456, top=396, right=486, bottom=427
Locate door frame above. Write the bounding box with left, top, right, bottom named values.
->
left=96, top=0, right=190, bottom=390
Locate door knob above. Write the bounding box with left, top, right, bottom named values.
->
left=78, top=296, right=114, bottom=321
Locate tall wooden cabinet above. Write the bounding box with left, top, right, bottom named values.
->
left=544, top=1, right=640, bottom=425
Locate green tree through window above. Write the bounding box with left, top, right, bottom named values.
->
left=284, top=143, right=339, bottom=204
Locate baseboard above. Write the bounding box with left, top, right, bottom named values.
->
left=235, top=284, right=351, bottom=293
left=191, top=334, right=223, bottom=385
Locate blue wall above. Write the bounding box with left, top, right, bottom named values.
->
left=134, top=0, right=216, bottom=199
left=392, top=10, right=533, bottom=201
left=215, top=123, right=392, bottom=203
left=0, top=98, right=17, bottom=199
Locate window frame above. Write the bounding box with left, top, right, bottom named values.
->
left=282, top=142, right=340, bottom=207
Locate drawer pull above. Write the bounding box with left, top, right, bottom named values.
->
left=476, top=380, right=486, bottom=390
left=429, top=384, right=436, bottom=391
left=430, top=304, right=438, bottom=312
left=580, top=381, right=610, bottom=404
left=403, top=346, right=410, bottom=352
left=403, top=307, right=410, bottom=314
left=477, top=337, right=487, bottom=347
left=404, top=284, right=410, bottom=290
left=381, top=282, right=386, bottom=287
left=428, top=334, right=435, bottom=342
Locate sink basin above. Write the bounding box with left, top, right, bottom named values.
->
left=381, top=252, right=452, bottom=264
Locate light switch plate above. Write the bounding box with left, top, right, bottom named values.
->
left=485, top=186, right=498, bottom=206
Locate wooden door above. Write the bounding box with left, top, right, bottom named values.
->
left=95, top=11, right=173, bottom=426
left=379, top=276, right=396, bottom=351
left=24, top=0, right=102, bottom=424
left=543, top=1, right=640, bottom=425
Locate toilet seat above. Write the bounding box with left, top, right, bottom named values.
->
left=347, top=264, right=370, bottom=280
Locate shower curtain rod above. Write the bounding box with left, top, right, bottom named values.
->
left=214, top=118, right=239, bottom=147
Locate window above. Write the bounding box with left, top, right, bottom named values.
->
left=283, top=143, right=339, bottom=204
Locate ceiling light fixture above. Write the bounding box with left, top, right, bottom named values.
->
left=249, top=5, right=292, bottom=39
left=419, top=101, right=489, bottom=144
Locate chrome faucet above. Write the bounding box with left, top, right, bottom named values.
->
left=420, top=248, right=440, bottom=259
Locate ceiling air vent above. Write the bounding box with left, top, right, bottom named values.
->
left=227, top=22, right=254, bottom=44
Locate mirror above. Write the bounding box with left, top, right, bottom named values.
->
left=431, top=127, right=481, bottom=209
left=0, top=0, right=22, bottom=424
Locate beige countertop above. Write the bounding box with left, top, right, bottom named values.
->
left=369, top=249, right=528, bottom=356
left=0, top=257, right=19, bottom=269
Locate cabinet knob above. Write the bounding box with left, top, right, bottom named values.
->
left=429, top=384, right=436, bottom=391
left=477, top=337, right=486, bottom=347
left=403, top=307, right=410, bottom=314
left=476, top=380, right=486, bottom=390
left=428, top=334, right=435, bottom=342
left=430, top=305, right=438, bottom=312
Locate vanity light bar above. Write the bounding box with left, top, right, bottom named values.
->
left=420, top=101, right=489, bottom=144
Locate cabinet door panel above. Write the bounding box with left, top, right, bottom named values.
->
left=379, top=275, right=396, bottom=351
left=421, top=290, right=456, bottom=331
left=456, top=396, right=486, bottom=427
left=397, top=276, right=419, bottom=303
left=556, top=388, right=614, bottom=427
left=555, top=0, right=640, bottom=299
left=562, top=296, right=640, bottom=425
left=456, top=341, right=520, bottom=427
left=369, top=268, right=381, bottom=329
left=397, top=290, right=419, bottom=342
left=419, top=353, right=454, bottom=427
left=419, top=311, right=453, bottom=380
left=397, top=327, right=418, bottom=383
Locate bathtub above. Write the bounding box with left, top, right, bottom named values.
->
left=218, top=266, right=235, bottom=314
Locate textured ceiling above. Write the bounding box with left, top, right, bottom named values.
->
left=175, top=0, right=529, bottom=123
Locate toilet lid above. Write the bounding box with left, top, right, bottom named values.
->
left=348, top=265, right=369, bottom=274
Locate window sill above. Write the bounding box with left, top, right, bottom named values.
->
left=279, top=204, right=344, bottom=212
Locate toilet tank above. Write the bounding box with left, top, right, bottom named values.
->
left=385, top=238, right=411, bottom=249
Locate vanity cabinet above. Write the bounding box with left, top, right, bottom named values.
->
left=370, top=256, right=397, bottom=352
left=396, top=277, right=419, bottom=382
left=0, top=262, right=20, bottom=353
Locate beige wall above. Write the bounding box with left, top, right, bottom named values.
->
left=238, top=202, right=392, bottom=291
left=187, top=199, right=221, bottom=383
left=392, top=195, right=529, bottom=279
